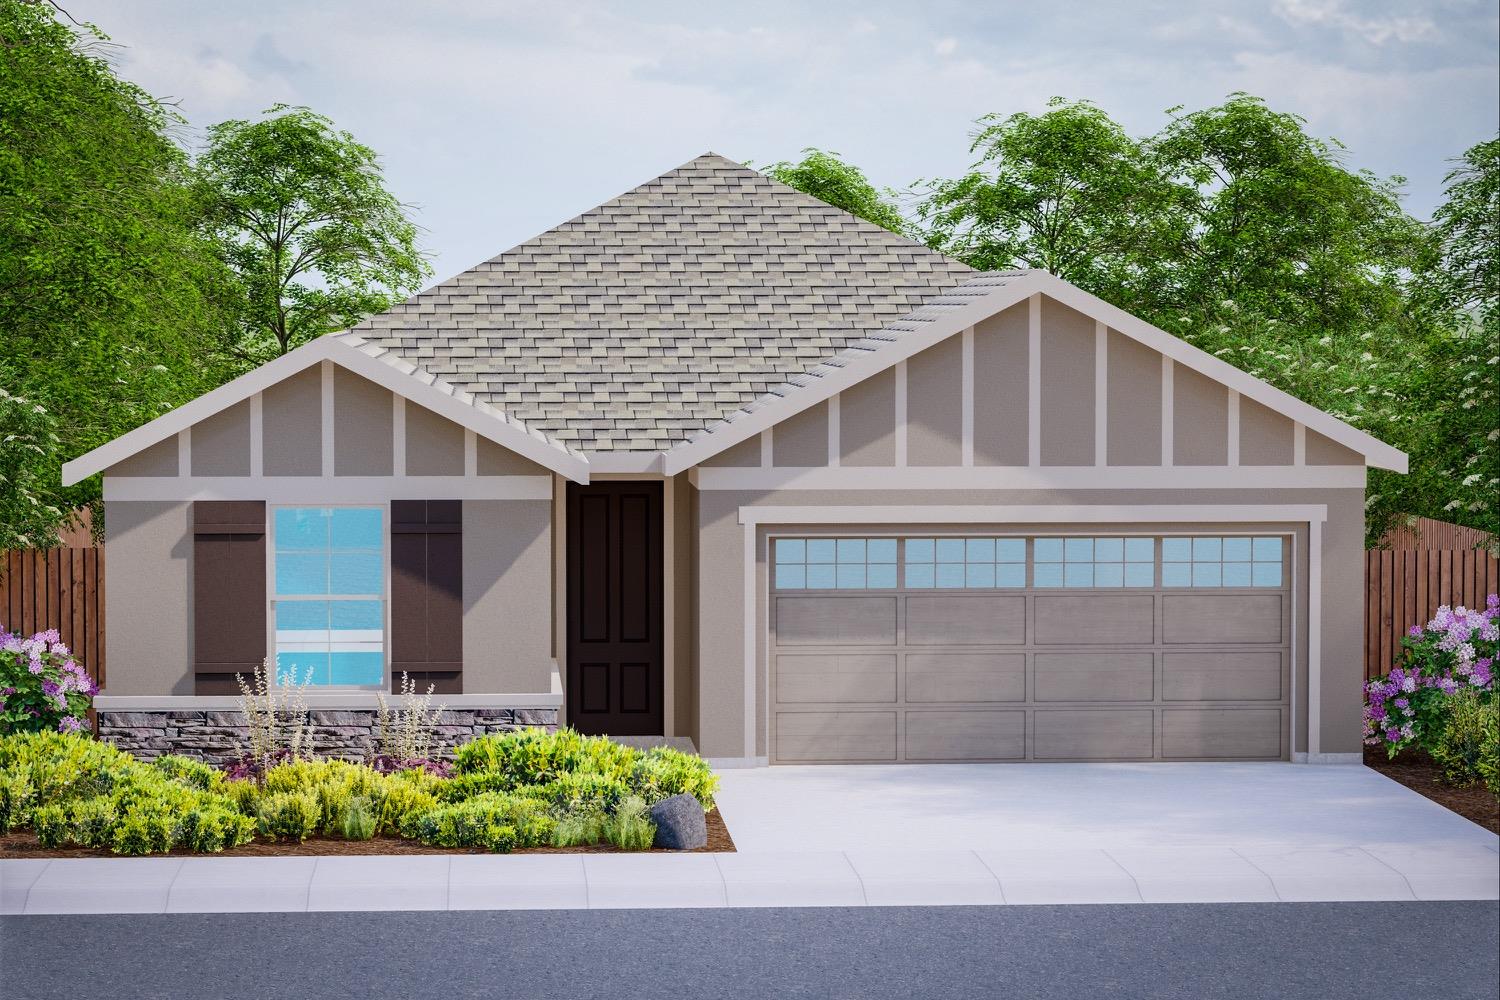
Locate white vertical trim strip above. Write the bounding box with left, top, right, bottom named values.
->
left=828, top=395, right=841, bottom=469
left=759, top=430, right=772, bottom=469
left=1161, top=356, right=1175, bottom=468
left=320, top=360, right=334, bottom=477
left=894, top=360, right=908, bottom=468
left=1094, top=321, right=1107, bottom=467
left=1227, top=390, right=1241, bottom=467
left=1308, top=517, right=1323, bottom=757
left=464, top=429, right=477, bottom=477
left=1027, top=293, right=1041, bottom=466
left=960, top=327, right=974, bottom=467
left=662, top=477, right=675, bottom=738
left=1294, top=423, right=1307, bottom=466
left=1290, top=529, right=1300, bottom=760
left=742, top=521, right=757, bottom=759
left=177, top=429, right=191, bottom=478
left=248, top=392, right=263, bottom=478
left=392, top=396, right=406, bottom=477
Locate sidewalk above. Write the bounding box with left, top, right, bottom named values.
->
left=4, top=840, right=1497, bottom=915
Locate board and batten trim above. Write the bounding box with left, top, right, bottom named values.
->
left=689, top=465, right=1364, bottom=491
left=736, top=503, right=1326, bottom=766
left=104, top=476, right=553, bottom=502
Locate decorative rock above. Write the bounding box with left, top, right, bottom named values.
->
left=648, top=793, right=707, bottom=850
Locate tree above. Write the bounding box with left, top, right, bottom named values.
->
left=1, top=0, right=238, bottom=545
left=1425, top=136, right=1499, bottom=324
left=761, top=149, right=909, bottom=236
left=0, top=379, right=64, bottom=549
left=197, top=105, right=431, bottom=362
left=917, top=99, right=1184, bottom=305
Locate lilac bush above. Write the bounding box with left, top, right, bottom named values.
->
left=1364, top=594, right=1498, bottom=756
left=0, top=627, right=97, bottom=735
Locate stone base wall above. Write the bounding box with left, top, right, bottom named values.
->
left=96, top=708, right=559, bottom=764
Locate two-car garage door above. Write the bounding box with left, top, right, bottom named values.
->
left=769, top=532, right=1291, bottom=763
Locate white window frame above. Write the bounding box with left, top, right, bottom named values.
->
left=267, top=502, right=390, bottom=690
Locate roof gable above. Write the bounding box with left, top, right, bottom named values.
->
left=350, top=153, right=975, bottom=452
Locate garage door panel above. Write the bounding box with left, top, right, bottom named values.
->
left=906, top=653, right=1026, bottom=702
left=1163, top=595, right=1282, bottom=644
left=1034, top=710, right=1154, bottom=759
left=775, top=596, right=897, bottom=646
left=1035, top=653, right=1154, bottom=702
left=1163, top=651, right=1282, bottom=701
left=1162, top=709, right=1282, bottom=759
left=905, top=595, right=1026, bottom=645
left=777, top=654, right=897, bottom=703
left=906, top=711, right=1025, bottom=760
left=775, top=711, right=896, bottom=761
left=1035, top=595, right=1154, bottom=644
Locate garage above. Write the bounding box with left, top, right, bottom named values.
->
left=769, top=532, right=1292, bottom=763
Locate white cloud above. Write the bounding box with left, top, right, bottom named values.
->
left=1272, top=0, right=1440, bottom=45
left=933, top=37, right=958, bottom=56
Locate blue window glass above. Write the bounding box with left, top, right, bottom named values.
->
left=836, top=538, right=866, bottom=562
left=1161, top=562, right=1192, bottom=587
left=273, top=507, right=384, bottom=687
left=1033, top=562, right=1064, bottom=588
left=936, top=563, right=966, bottom=588
left=1034, top=538, right=1064, bottom=563
left=1124, top=562, right=1155, bottom=587
left=774, top=537, right=900, bottom=591
left=1064, top=563, right=1094, bottom=587
left=1222, top=537, right=1253, bottom=562
left=867, top=564, right=898, bottom=589
left=1192, top=562, right=1222, bottom=587
left=836, top=564, right=866, bottom=589
left=1252, top=561, right=1282, bottom=587
left=867, top=539, right=897, bottom=564
left=966, top=563, right=996, bottom=588
left=965, top=538, right=995, bottom=561
left=905, top=538, right=934, bottom=562
left=1125, top=537, right=1154, bottom=562
left=806, top=539, right=837, bottom=564
left=1162, top=537, right=1192, bottom=562
left=996, top=563, right=1027, bottom=588
left=906, top=563, right=935, bottom=588
left=1094, top=563, right=1125, bottom=587
left=935, top=538, right=966, bottom=562
left=905, top=537, right=1024, bottom=589
left=1035, top=537, right=1154, bottom=588
left=1165, top=535, right=1284, bottom=588
left=1193, top=537, right=1222, bottom=561
left=1222, top=562, right=1253, bottom=587
left=806, top=564, right=837, bottom=589
left=775, top=538, right=805, bottom=562
left=1253, top=537, right=1282, bottom=561
left=997, top=539, right=1026, bottom=563
left=775, top=564, right=806, bottom=589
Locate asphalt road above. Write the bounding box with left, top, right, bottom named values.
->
left=3, top=902, right=1496, bottom=1000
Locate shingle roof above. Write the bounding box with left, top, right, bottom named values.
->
left=351, top=153, right=975, bottom=452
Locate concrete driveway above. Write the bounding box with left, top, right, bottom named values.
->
left=714, top=762, right=1498, bottom=852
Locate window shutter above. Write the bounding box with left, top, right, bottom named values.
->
left=192, top=500, right=267, bottom=695
left=390, top=500, right=463, bottom=693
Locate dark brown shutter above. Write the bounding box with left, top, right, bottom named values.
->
left=390, top=500, right=462, bottom=693
left=193, top=500, right=267, bottom=694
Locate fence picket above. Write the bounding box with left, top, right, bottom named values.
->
left=1365, top=548, right=1500, bottom=679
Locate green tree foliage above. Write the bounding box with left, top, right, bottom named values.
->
left=0, top=381, right=64, bottom=549
left=197, top=105, right=432, bottom=362
left=0, top=0, right=238, bottom=542
left=761, top=149, right=908, bottom=236
left=1426, top=137, right=1499, bottom=323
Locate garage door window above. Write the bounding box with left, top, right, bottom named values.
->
left=774, top=537, right=897, bottom=589
left=1033, top=537, right=1154, bottom=588
left=1161, top=536, right=1282, bottom=587
left=904, top=537, right=1025, bottom=588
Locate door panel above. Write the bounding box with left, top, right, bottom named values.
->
left=566, top=482, right=663, bottom=736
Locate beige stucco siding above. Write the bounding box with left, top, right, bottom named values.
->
left=972, top=302, right=1029, bottom=466
left=1040, top=298, right=1096, bottom=466
left=462, top=499, right=552, bottom=692
left=334, top=369, right=394, bottom=476
left=478, top=436, right=548, bottom=476
left=406, top=403, right=465, bottom=475
left=905, top=337, right=963, bottom=466
left=772, top=401, right=829, bottom=467
left=1106, top=331, right=1162, bottom=466
left=1173, top=366, right=1229, bottom=466
left=1240, top=397, right=1295, bottom=465
left=108, top=437, right=178, bottom=477
left=1307, top=429, right=1363, bottom=465
left=103, top=501, right=193, bottom=695
left=262, top=367, right=323, bottom=476
left=840, top=367, right=897, bottom=466
left=191, top=401, right=251, bottom=477
left=702, top=434, right=761, bottom=467
left=694, top=487, right=1361, bottom=760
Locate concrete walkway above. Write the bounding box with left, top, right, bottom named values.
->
left=3, top=764, right=1496, bottom=914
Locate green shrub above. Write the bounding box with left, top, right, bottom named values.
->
left=111, top=806, right=176, bottom=855
left=153, top=754, right=226, bottom=792
left=533, top=772, right=628, bottom=813
left=600, top=795, right=655, bottom=851
left=0, top=771, right=34, bottom=830
left=453, top=727, right=590, bottom=780
left=69, top=796, right=118, bottom=848
left=629, top=747, right=718, bottom=810
left=32, top=803, right=68, bottom=848
left=1432, top=691, right=1500, bottom=788
left=255, top=791, right=320, bottom=842
left=550, top=808, right=607, bottom=848
left=436, top=769, right=514, bottom=802
left=410, top=791, right=554, bottom=852
left=376, top=778, right=439, bottom=838
left=337, top=796, right=377, bottom=841
left=178, top=805, right=254, bottom=852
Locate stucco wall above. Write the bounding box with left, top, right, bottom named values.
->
left=463, top=499, right=553, bottom=693
left=104, top=501, right=193, bottom=695
left=694, top=487, right=1362, bottom=760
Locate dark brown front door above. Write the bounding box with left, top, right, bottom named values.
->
left=566, top=481, right=663, bottom=735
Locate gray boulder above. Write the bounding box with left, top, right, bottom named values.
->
left=648, top=793, right=707, bottom=850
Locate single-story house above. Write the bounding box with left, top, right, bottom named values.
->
left=64, top=154, right=1405, bottom=767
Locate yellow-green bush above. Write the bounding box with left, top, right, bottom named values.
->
left=1432, top=691, right=1500, bottom=789
left=255, top=790, right=320, bottom=842
left=409, top=791, right=553, bottom=852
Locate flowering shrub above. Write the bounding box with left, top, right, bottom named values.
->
left=1365, top=595, right=1498, bottom=757
left=0, top=627, right=96, bottom=735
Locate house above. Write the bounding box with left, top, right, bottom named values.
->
left=63, top=154, right=1406, bottom=766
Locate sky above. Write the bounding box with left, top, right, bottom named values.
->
left=68, top=0, right=1500, bottom=286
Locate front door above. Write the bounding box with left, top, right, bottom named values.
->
left=566, top=481, right=664, bottom=735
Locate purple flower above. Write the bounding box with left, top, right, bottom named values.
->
left=26, top=660, right=44, bottom=675
left=1408, top=625, right=1423, bottom=638
left=57, top=716, right=84, bottom=734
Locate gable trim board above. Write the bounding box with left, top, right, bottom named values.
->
left=690, top=466, right=1365, bottom=491
left=734, top=504, right=1326, bottom=766
left=661, top=271, right=1406, bottom=476
left=62, top=333, right=591, bottom=487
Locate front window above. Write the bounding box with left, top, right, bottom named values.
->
left=272, top=506, right=385, bottom=686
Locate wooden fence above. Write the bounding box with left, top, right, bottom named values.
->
left=0, top=548, right=105, bottom=689
left=1366, top=548, right=1500, bottom=680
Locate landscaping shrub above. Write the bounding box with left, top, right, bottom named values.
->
left=112, top=807, right=177, bottom=855
left=255, top=790, right=320, bottom=842
left=0, top=770, right=33, bottom=830
left=600, top=795, right=655, bottom=852
left=533, top=771, right=629, bottom=813
left=550, top=808, right=607, bottom=848
left=153, top=754, right=226, bottom=793
left=410, top=791, right=554, bottom=853
left=337, top=796, right=377, bottom=841
left=1430, top=691, right=1500, bottom=789
left=629, top=747, right=718, bottom=810
left=1365, top=597, right=1498, bottom=776
left=0, top=627, right=96, bottom=735
left=68, top=796, right=118, bottom=848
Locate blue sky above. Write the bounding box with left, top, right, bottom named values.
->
left=71, top=0, right=1500, bottom=285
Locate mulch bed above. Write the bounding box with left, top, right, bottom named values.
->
left=1364, top=747, right=1499, bottom=835
left=0, top=808, right=736, bottom=858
